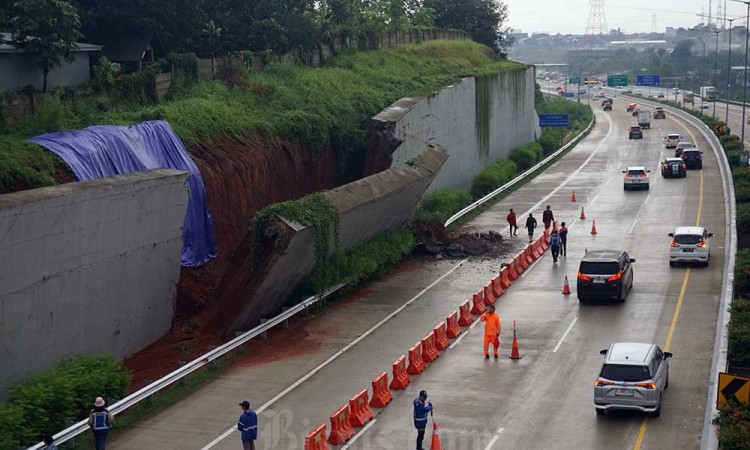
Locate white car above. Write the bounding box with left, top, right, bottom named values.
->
left=623, top=167, right=650, bottom=190
left=664, top=133, right=681, bottom=149
left=668, top=226, right=713, bottom=267
left=700, top=101, right=710, bottom=109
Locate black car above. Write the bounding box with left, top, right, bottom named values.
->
left=661, top=157, right=687, bottom=178
left=628, top=126, right=643, bottom=139
left=675, top=141, right=694, bottom=157
left=577, top=250, right=636, bottom=303
left=681, top=149, right=703, bottom=169
left=603, top=103, right=612, bottom=111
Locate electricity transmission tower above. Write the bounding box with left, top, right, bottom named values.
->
left=585, top=0, right=608, bottom=37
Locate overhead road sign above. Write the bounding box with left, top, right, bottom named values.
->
left=539, top=114, right=569, bottom=127
left=569, top=76, right=581, bottom=84
left=607, top=75, right=628, bottom=87
left=717, top=372, right=750, bottom=408
left=636, top=75, right=660, bottom=86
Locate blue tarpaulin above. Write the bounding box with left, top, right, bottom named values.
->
left=29, top=120, right=218, bottom=267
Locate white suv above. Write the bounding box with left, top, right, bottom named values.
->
left=623, top=167, right=650, bottom=190
left=668, top=226, right=714, bottom=266
left=664, top=133, right=681, bottom=149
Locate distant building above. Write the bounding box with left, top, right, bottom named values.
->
left=0, top=32, right=102, bottom=91
left=665, top=27, right=677, bottom=39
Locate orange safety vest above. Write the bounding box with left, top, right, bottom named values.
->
left=480, top=312, right=501, bottom=335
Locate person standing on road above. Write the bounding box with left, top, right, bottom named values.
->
left=542, top=205, right=554, bottom=231
left=559, top=222, right=568, bottom=256
left=413, top=390, right=433, bottom=450
left=480, top=304, right=501, bottom=359
left=549, top=230, right=562, bottom=263
left=237, top=400, right=258, bottom=450
left=88, top=397, right=114, bottom=450
left=525, top=213, right=538, bottom=243
left=506, top=208, right=518, bottom=237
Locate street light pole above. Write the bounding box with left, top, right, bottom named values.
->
left=714, top=30, right=721, bottom=118
left=727, top=18, right=736, bottom=126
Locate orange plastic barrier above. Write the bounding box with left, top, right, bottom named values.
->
left=421, top=332, right=440, bottom=363
left=483, top=282, right=495, bottom=305
left=492, top=275, right=504, bottom=298
left=406, top=342, right=425, bottom=375
left=328, top=405, right=355, bottom=445
left=532, top=239, right=543, bottom=258
left=518, top=250, right=530, bottom=269
left=349, top=390, right=373, bottom=427
left=434, top=322, right=450, bottom=351
left=446, top=311, right=462, bottom=338
left=304, top=423, right=329, bottom=450
left=471, top=291, right=486, bottom=314
left=541, top=232, right=549, bottom=250
left=370, top=372, right=393, bottom=408
left=524, top=246, right=535, bottom=264
left=390, top=355, right=411, bottom=390
left=499, top=267, right=512, bottom=289
left=507, top=260, right=519, bottom=280
left=458, top=300, right=474, bottom=326
left=514, top=253, right=525, bottom=275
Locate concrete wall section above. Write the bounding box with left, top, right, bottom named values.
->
left=0, top=169, right=188, bottom=394
left=377, top=66, right=539, bottom=192
left=225, top=147, right=448, bottom=334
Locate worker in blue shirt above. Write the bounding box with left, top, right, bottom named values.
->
left=413, top=390, right=433, bottom=450
left=237, top=401, right=258, bottom=450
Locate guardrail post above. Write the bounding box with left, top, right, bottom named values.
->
left=65, top=420, right=77, bottom=448
left=206, top=346, right=218, bottom=369
left=260, top=318, right=269, bottom=339
left=178, top=361, right=188, bottom=385
left=282, top=307, right=291, bottom=327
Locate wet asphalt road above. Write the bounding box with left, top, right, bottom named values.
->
left=109, top=100, right=726, bottom=450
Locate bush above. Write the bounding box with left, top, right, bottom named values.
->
left=734, top=166, right=750, bottom=188
left=738, top=203, right=750, bottom=234
left=736, top=250, right=750, bottom=294
left=736, top=185, right=750, bottom=203
left=0, top=404, right=24, bottom=449
left=718, top=402, right=750, bottom=449
left=29, top=96, right=74, bottom=134
left=538, top=131, right=559, bottom=154
left=721, top=134, right=742, bottom=152
left=470, top=159, right=517, bottom=199
left=728, top=296, right=750, bottom=367
left=305, top=229, right=415, bottom=293
left=5, top=354, right=130, bottom=447
left=727, top=151, right=743, bottom=169
left=509, top=145, right=537, bottom=171
left=415, top=188, right=472, bottom=224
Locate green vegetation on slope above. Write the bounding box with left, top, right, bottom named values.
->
left=0, top=40, right=523, bottom=194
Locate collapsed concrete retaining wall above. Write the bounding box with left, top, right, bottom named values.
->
left=218, top=146, right=448, bottom=334
left=0, top=169, right=188, bottom=395
left=365, top=66, right=540, bottom=191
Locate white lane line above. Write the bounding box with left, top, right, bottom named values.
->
left=484, top=435, right=500, bottom=450
left=496, top=426, right=505, bottom=434
left=449, top=310, right=484, bottom=349
left=552, top=317, right=578, bottom=353
left=340, top=419, right=378, bottom=449
left=200, top=258, right=469, bottom=450
left=520, top=257, right=543, bottom=278
left=627, top=194, right=650, bottom=234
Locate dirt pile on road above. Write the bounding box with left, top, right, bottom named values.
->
left=412, top=222, right=506, bottom=258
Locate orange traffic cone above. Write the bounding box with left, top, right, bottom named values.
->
left=580, top=207, right=586, bottom=220
left=430, top=420, right=442, bottom=450
left=590, top=220, right=598, bottom=235
left=509, top=321, right=522, bottom=360
left=562, top=276, right=571, bottom=295
left=571, top=191, right=577, bottom=202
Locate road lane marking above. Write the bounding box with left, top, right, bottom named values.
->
left=484, top=435, right=500, bottom=450
left=552, top=317, right=578, bottom=353
left=632, top=120, right=705, bottom=450
left=340, top=418, right=378, bottom=449
left=200, top=258, right=468, bottom=449
left=627, top=194, right=650, bottom=234
left=520, top=257, right=543, bottom=277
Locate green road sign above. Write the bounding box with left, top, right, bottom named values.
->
left=607, top=74, right=628, bottom=87
left=569, top=76, right=581, bottom=84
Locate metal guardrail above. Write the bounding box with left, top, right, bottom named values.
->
left=626, top=96, right=736, bottom=450
left=28, top=282, right=348, bottom=450
left=443, top=116, right=595, bottom=228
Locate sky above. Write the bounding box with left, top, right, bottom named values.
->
left=504, top=0, right=750, bottom=35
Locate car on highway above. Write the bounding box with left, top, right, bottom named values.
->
left=603, top=103, right=612, bottom=111
left=681, top=149, right=703, bottom=169
left=675, top=141, right=694, bottom=157
left=635, top=90, right=643, bottom=95
left=661, top=157, right=687, bottom=178
left=700, top=101, right=710, bottom=109
left=623, top=167, right=650, bottom=190
left=627, top=103, right=637, bottom=112
left=664, top=133, right=681, bottom=148
left=577, top=250, right=635, bottom=303
left=594, top=342, right=671, bottom=417
left=654, top=106, right=666, bottom=119
left=657, top=93, right=665, bottom=99
left=628, top=126, right=643, bottom=139
left=668, top=226, right=713, bottom=266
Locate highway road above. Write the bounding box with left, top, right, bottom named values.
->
left=110, top=96, right=727, bottom=450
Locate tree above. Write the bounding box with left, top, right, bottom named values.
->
left=8, top=0, right=82, bottom=92
left=424, top=0, right=511, bottom=55
left=671, top=39, right=695, bottom=60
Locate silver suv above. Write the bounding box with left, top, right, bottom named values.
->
left=594, top=343, right=672, bottom=417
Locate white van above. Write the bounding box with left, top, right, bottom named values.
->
left=668, top=226, right=713, bottom=266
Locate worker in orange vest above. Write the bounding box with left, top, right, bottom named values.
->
left=480, top=304, right=501, bottom=359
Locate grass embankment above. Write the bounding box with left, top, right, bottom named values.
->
left=0, top=40, right=523, bottom=194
